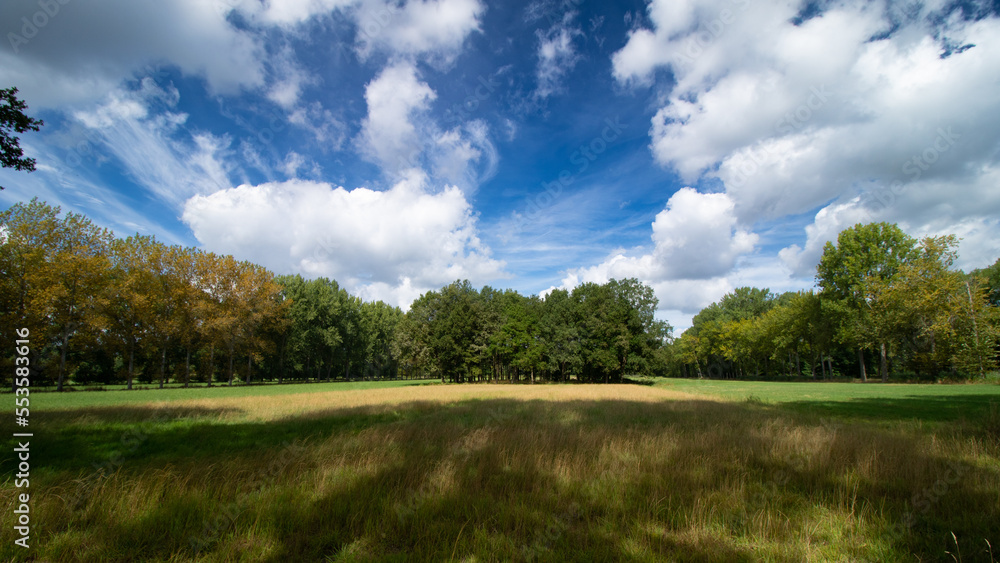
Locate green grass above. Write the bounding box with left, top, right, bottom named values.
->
left=654, top=378, right=1000, bottom=424
left=1, top=380, right=997, bottom=562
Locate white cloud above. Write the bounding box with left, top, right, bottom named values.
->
left=71, top=81, right=234, bottom=207
left=552, top=188, right=759, bottom=324
left=289, top=102, right=348, bottom=150
left=613, top=0, right=1000, bottom=227
left=609, top=0, right=1000, bottom=316
left=535, top=11, right=583, bottom=99
left=0, top=0, right=264, bottom=107
left=236, top=0, right=355, bottom=27
left=228, top=0, right=484, bottom=62
left=353, top=0, right=485, bottom=62
left=647, top=188, right=758, bottom=278
left=283, top=152, right=307, bottom=178
left=181, top=170, right=507, bottom=310
left=0, top=140, right=195, bottom=246
left=358, top=62, right=437, bottom=175
left=265, top=47, right=317, bottom=110
left=358, top=61, right=499, bottom=190
left=430, top=120, right=498, bottom=190
left=558, top=188, right=756, bottom=285
left=781, top=164, right=1000, bottom=277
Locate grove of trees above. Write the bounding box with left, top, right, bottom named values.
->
left=667, top=223, right=1000, bottom=381
left=393, top=278, right=669, bottom=384
left=2, top=201, right=997, bottom=390
left=0, top=199, right=402, bottom=389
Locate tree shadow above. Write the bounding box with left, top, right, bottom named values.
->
left=8, top=395, right=999, bottom=562
left=779, top=393, right=1000, bottom=425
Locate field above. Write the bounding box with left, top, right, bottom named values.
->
left=3, top=379, right=999, bottom=562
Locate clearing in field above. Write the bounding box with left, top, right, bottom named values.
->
left=3, top=380, right=999, bottom=562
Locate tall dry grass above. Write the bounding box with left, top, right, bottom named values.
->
left=2, top=384, right=997, bottom=561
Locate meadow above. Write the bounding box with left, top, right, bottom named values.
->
left=2, top=379, right=999, bottom=562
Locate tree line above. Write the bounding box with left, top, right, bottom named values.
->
left=666, top=223, right=1000, bottom=381
left=0, top=199, right=403, bottom=390
left=3, top=201, right=997, bottom=390
left=1, top=199, right=668, bottom=389
left=393, top=278, right=669, bottom=383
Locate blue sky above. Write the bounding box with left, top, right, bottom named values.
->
left=2, top=0, right=999, bottom=331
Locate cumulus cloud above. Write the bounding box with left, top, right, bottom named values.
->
left=551, top=188, right=758, bottom=321
left=0, top=0, right=264, bottom=107
left=181, top=171, right=507, bottom=309
left=358, top=62, right=437, bottom=174
left=232, top=0, right=484, bottom=62
left=780, top=164, right=1000, bottom=276
left=358, top=61, right=499, bottom=190
left=609, top=0, right=1000, bottom=293
left=353, top=0, right=485, bottom=62
left=233, top=0, right=355, bottom=27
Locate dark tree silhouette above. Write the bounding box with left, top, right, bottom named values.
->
left=0, top=87, right=44, bottom=189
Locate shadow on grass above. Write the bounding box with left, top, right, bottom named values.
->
left=779, top=393, right=1000, bottom=425
left=2, top=395, right=998, bottom=562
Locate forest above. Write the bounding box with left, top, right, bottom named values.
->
left=668, top=223, right=1000, bottom=382
left=2, top=199, right=998, bottom=389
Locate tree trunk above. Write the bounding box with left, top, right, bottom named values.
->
left=227, top=345, right=235, bottom=386
left=246, top=353, right=252, bottom=385
left=208, top=344, right=215, bottom=387
left=277, top=346, right=284, bottom=385
left=159, top=347, right=167, bottom=389
left=57, top=329, right=70, bottom=392
left=880, top=342, right=888, bottom=383
left=184, top=348, right=191, bottom=388
left=127, top=340, right=135, bottom=390
left=857, top=348, right=867, bottom=382
left=965, top=281, right=985, bottom=377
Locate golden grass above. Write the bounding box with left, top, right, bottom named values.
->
left=103, top=383, right=704, bottom=422
left=4, top=383, right=998, bottom=561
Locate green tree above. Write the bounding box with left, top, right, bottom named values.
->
left=0, top=87, right=43, bottom=189
left=870, top=236, right=998, bottom=378
left=358, top=300, right=403, bottom=379
left=103, top=235, right=160, bottom=390
left=279, top=275, right=344, bottom=381
left=971, top=258, right=1000, bottom=307
left=47, top=210, right=112, bottom=390
left=0, top=199, right=63, bottom=387
left=541, top=288, right=581, bottom=381
left=167, top=246, right=202, bottom=387
left=817, top=222, right=918, bottom=382
left=501, top=293, right=545, bottom=383
left=572, top=282, right=619, bottom=382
